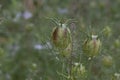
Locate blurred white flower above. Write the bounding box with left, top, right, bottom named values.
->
left=34, top=44, right=43, bottom=50
left=74, top=62, right=79, bottom=66
left=34, top=42, right=52, bottom=50
left=58, top=8, right=68, bottom=14
left=114, top=73, right=120, bottom=77
left=23, top=11, right=32, bottom=19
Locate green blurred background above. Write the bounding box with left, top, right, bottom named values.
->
left=0, top=0, right=120, bottom=80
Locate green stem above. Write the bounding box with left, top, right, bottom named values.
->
left=68, top=56, right=73, bottom=80
left=68, top=26, right=74, bottom=80
left=61, top=60, right=64, bottom=80
left=88, top=58, right=94, bottom=80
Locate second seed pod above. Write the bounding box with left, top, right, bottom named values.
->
left=82, top=35, right=102, bottom=57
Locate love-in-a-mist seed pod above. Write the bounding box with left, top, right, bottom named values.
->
left=102, top=55, right=113, bottom=67
left=103, top=26, right=112, bottom=37
left=72, top=63, right=86, bottom=78
left=61, top=43, right=72, bottom=57
left=51, top=23, right=72, bottom=50
left=82, top=35, right=102, bottom=57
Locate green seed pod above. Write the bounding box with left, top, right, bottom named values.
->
left=51, top=23, right=72, bottom=50
left=0, top=48, right=5, bottom=57
left=83, top=35, right=101, bottom=57
left=60, top=43, right=72, bottom=57
left=103, top=26, right=112, bottom=37
left=25, top=24, right=34, bottom=32
left=114, top=39, right=120, bottom=48
left=102, top=55, right=113, bottom=67
left=72, top=63, right=86, bottom=78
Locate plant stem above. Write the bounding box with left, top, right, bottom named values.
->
left=62, top=60, right=65, bottom=80
left=88, top=58, right=94, bottom=80
left=68, top=24, right=74, bottom=80
left=68, top=54, right=73, bottom=80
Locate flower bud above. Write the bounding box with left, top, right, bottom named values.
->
left=51, top=24, right=72, bottom=50
left=82, top=35, right=101, bottom=57
left=102, top=55, right=113, bottom=67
